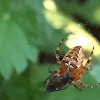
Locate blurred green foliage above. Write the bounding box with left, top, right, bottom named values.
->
left=0, top=0, right=65, bottom=79
left=55, top=0, right=100, bottom=25
left=0, top=0, right=100, bottom=100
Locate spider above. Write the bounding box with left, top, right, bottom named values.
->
left=44, top=39, right=100, bottom=92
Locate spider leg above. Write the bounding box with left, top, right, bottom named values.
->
left=84, top=47, right=94, bottom=68
left=56, top=39, right=64, bottom=66
left=72, top=81, right=83, bottom=91
left=49, top=66, right=59, bottom=74
left=78, top=80, right=100, bottom=88
left=86, top=64, right=94, bottom=71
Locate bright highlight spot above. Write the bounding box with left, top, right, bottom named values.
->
left=66, top=34, right=92, bottom=48
left=64, top=23, right=100, bottom=56
left=43, top=0, right=57, bottom=10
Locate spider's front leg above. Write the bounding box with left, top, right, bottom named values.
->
left=84, top=47, right=94, bottom=70
left=49, top=39, right=64, bottom=74
left=55, top=39, right=64, bottom=67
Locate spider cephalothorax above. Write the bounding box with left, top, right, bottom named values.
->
left=44, top=39, right=100, bottom=92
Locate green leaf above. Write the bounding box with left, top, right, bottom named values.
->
left=0, top=17, right=38, bottom=79
left=90, top=56, right=100, bottom=82
left=0, top=0, right=42, bottom=79
left=25, top=0, right=53, bottom=40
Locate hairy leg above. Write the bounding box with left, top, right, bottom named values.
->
left=72, top=81, right=83, bottom=91
left=56, top=39, right=64, bottom=65
left=49, top=66, right=59, bottom=74
left=78, top=80, right=100, bottom=88
left=84, top=47, right=94, bottom=68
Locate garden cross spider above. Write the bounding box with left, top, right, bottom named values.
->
left=44, top=39, right=100, bottom=92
